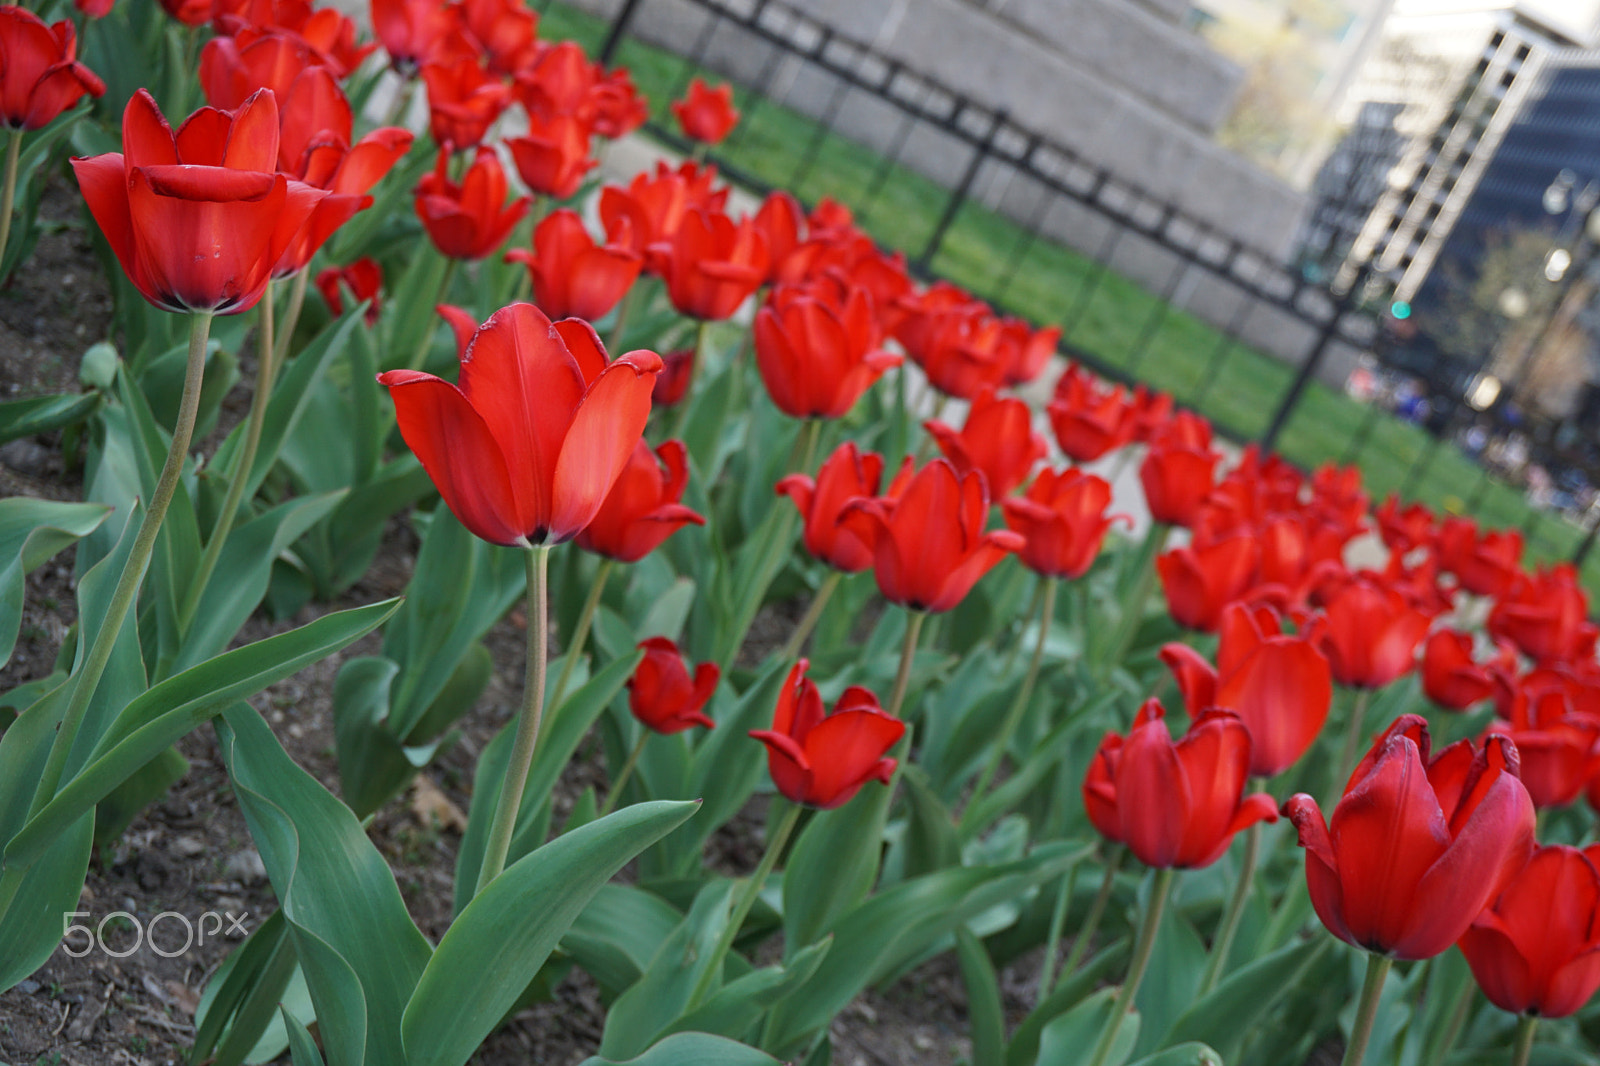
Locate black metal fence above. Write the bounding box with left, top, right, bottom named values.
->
left=561, top=0, right=1600, bottom=584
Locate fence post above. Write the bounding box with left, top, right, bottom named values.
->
left=1260, top=265, right=1367, bottom=453
left=1574, top=507, right=1600, bottom=568
left=913, top=108, right=1007, bottom=274
left=598, top=0, right=645, bottom=67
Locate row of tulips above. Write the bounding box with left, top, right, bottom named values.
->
left=2, top=0, right=1599, bottom=1064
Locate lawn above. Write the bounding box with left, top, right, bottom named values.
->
left=534, top=0, right=1600, bottom=594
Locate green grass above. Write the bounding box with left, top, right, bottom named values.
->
left=538, top=0, right=1600, bottom=596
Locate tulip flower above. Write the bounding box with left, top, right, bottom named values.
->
left=414, top=146, right=530, bottom=260
left=627, top=637, right=717, bottom=734
left=1460, top=844, right=1600, bottom=1019
left=753, top=190, right=803, bottom=282
left=589, top=67, right=649, bottom=139
left=998, top=318, right=1060, bottom=386
left=999, top=466, right=1123, bottom=581
left=1438, top=517, right=1523, bottom=598
left=453, top=0, right=539, bottom=77
left=894, top=294, right=1007, bottom=400
left=776, top=441, right=896, bottom=574
left=1082, top=699, right=1278, bottom=869
left=212, top=0, right=376, bottom=77
left=76, top=0, right=113, bottom=18
left=672, top=77, right=739, bottom=144
left=1282, top=714, right=1535, bottom=960
left=1161, top=602, right=1333, bottom=777
left=1315, top=577, right=1431, bottom=689
left=599, top=161, right=727, bottom=265
left=574, top=440, right=704, bottom=563
left=753, top=283, right=900, bottom=419
left=1139, top=412, right=1220, bottom=528
left=659, top=207, right=769, bottom=321
left=512, top=39, right=595, bottom=118
left=1156, top=532, right=1258, bottom=633
left=1048, top=363, right=1136, bottom=462
left=314, top=257, right=382, bottom=325
left=1375, top=494, right=1434, bottom=555
left=199, top=28, right=318, bottom=110
left=0, top=7, right=105, bottom=130
left=749, top=659, right=903, bottom=810
left=505, top=209, right=641, bottom=322
left=1489, top=564, right=1598, bottom=665
left=1420, top=629, right=1495, bottom=710
left=159, top=0, right=215, bottom=26
left=376, top=303, right=661, bottom=547
left=652, top=347, right=695, bottom=407
left=371, top=0, right=473, bottom=73
left=73, top=89, right=326, bottom=315
left=421, top=56, right=512, bottom=151
left=506, top=111, right=596, bottom=200
left=1487, top=676, right=1600, bottom=809
left=924, top=386, right=1047, bottom=498
left=839, top=458, right=1024, bottom=613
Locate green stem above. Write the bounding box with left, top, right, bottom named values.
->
left=0, top=130, right=23, bottom=274
left=1085, top=866, right=1174, bottom=1066
left=1000, top=580, right=1045, bottom=676
left=476, top=545, right=551, bottom=893
left=1509, top=1015, right=1537, bottom=1066
left=1037, top=861, right=1079, bottom=1001
left=1341, top=953, right=1393, bottom=1066
left=597, top=729, right=648, bottom=818
left=966, top=578, right=1056, bottom=825
left=1332, top=689, right=1373, bottom=808
left=180, top=281, right=279, bottom=634
left=686, top=803, right=802, bottom=1010
left=888, top=610, right=926, bottom=723
left=1198, top=816, right=1261, bottom=994
left=406, top=258, right=459, bottom=370
left=777, top=570, right=843, bottom=662
left=1102, top=523, right=1167, bottom=673
left=1062, top=847, right=1124, bottom=978
left=548, top=557, right=614, bottom=713
left=274, top=269, right=310, bottom=366
left=1420, top=967, right=1474, bottom=1066
left=607, top=281, right=640, bottom=354
left=28, top=312, right=213, bottom=817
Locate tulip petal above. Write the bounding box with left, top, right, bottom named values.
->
left=799, top=709, right=906, bottom=809
left=749, top=728, right=813, bottom=807
left=548, top=351, right=661, bottom=542
left=1118, top=711, right=1190, bottom=868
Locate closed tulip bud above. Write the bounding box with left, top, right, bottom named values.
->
left=753, top=190, right=803, bottom=282
left=671, top=77, right=739, bottom=144
left=506, top=111, right=596, bottom=200
left=376, top=303, right=661, bottom=547
left=1316, top=577, right=1431, bottom=689
left=1282, top=715, right=1535, bottom=960
left=749, top=659, right=903, bottom=810
left=0, top=7, right=105, bottom=130
left=1139, top=412, right=1219, bottom=528
left=659, top=207, right=769, bottom=321
left=574, top=439, right=703, bottom=563
left=628, top=637, right=717, bottom=734
left=1420, top=629, right=1495, bottom=710
left=414, top=146, right=529, bottom=260
left=839, top=458, right=1023, bottom=613
left=505, top=208, right=641, bottom=322
left=754, top=282, right=900, bottom=419
left=924, top=386, right=1047, bottom=498
left=776, top=441, right=895, bottom=574
left=999, top=466, right=1124, bottom=580
left=1082, top=699, right=1278, bottom=869
left=1156, top=531, right=1258, bottom=633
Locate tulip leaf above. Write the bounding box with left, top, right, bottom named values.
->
left=782, top=771, right=893, bottom=951
left=1132, top=904, right=1205, bottom=1058
left=191, top=909, right=298, bottom=1066
left=562, top=883, right=686, bottom=996
left=664, top=936, right=831, bottom=1044
left=1161, top=936, right=1330, bottom=1058
left=331, top=656, right=406, bottom=820
left=901, top=763, right=963, bottom=879
left=1006, top=939, right=1131, bottom=1066
left=381, top=248, right=450, bottom=372
left=0, top=498, right=112, bottom=669
left=1126, top=1043, right=1222, bottom=1066
left=956, top=926, right=1005, bottom=1066
left=0, top=391, right=101, bottom=445
left=217, top=701, right=433, bottom=1066
left=283, top=1006, right=328, bottom=1066
left=1034, top=988, right=1139, bottom=1066
left=1, top=110, right=87, bottom=283
left=579, top=1033, right=782, bottom=1066
left=401, top=800, right=701, bottom=1066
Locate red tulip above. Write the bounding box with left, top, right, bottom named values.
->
left=1421, top=629, right=1495, bottom=710
left=506, top=111, right=596, bottom=200
left=1438, top=518, right=1523, bottom=598
left=1283, top=715, right=1535, bottom=959
left=1082, top=699, right=1278, bottom=869
left=1315, top=577, right=1431, bottom=689
left=1162, top=602, right=1333, bottom=777
left=753, top=190, right=803, bottom=282
left=749, top=659, right=903, bottom=810
left=1048, top=363, right=1136, bottom=462
left=671, top=77, right=738, bottom=144
left=452, top=0, right=538, bottom=77
left=376, top=303, right=661, bottom=547
left=590, top=67, right=648, bottom=139
left=776, top=441, right=896, bottom=574
left=1139, top=411, right=1219, bottom=528
left=421, top=56, right=511, bottom=150
left=159, top=0, right=215, bottom=26
left=652, top=347, right=695, bottom=408
left=753, top=282, right=899, bottom=419
left=1489, top=564, right=1598, bottom=665
left=1375, top=495, right=1434, bottom=556
left=893, top=292, right=1006, bottom=400
left=212, top=0, right=377, bottom=77
left=1156, top=531, right=1259, bottom=633
left=370, top=0, right=472, bottom=73
left=599, top=160, right=727, bottom=266
left=628, top=637, right=717, bottom=734
left=0, top=7, right=105, bottom=130
left=1486, top=676, right=1600, bottom=809
left=659, top=207, right=769, bottom=321
left=1460, top=844, right=1600, bottom=1018
left=414, top=146, right=529, bottom=260
left=997, top=318, right=1060, bottom=387
left=199, top=27, right=316, bottom=110
left=314, top=257, right=381, bottom=324
left=512, top=40, right=593, bottom=118
left=73, top=89, right=326, bottom=315
left=505, top=209, right=641, bottom=322
left=924, top=386, right=1047, bottom=498
left=838, top=458, right=1023, bottom=613
left=76, top=0, right=114, bottom=19
left=999, top=467, right=1123, bottom=581
left=574, top=439, right=703, bottom=563
left=1129, top=385, right=1175, bottom=443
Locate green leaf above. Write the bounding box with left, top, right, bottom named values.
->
left=0, top=498, right=111, bottom=668
left=562, top=884, right=686, bottom=996
left=1126, top=1044, right=1222, bottom=1066
left=782, top=772, right=891, bottom=951
left=1132, top=906, right=1205, bottom=1058
left=283, top=1007, right=327, bottom=1066
left=331, top=657, right=405, bottom=820
left=217, top=702, right=433, bottom=1066
left=901, top=764, right=961, bottom=879
left=0, top=392, right=100, bottom=445
left=578, top=1033, right=781, bottom=1066
left=400, top=800, right=701, bottom=1066
left=1035, top=988, right=1139, bottom=1066
left=5, top=599, right=399, bottom=870
left=956, top=926, right=1005, bottom=1066
left=380, top=247, right=449, bottom=371
left=664, top=937, right=831, bottom=1044
left=93, top=746, right=187, bottom=845
left=1006, top=940, right=1131, bottom=1066
left=1161, top=937, right=1329, bottom=1059
left=191, top=910, right=299, bottom=1066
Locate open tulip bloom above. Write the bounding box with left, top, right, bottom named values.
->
left=749, top=659, right=904, bottom=811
